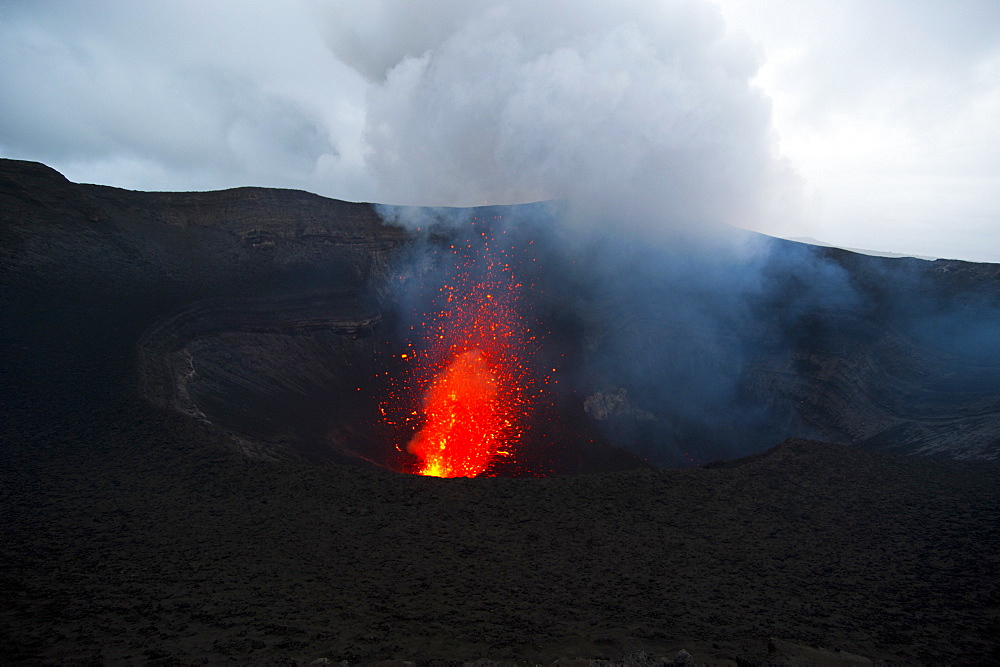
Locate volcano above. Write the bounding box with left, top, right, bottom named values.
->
left=2, top=159, right=998, bottom=663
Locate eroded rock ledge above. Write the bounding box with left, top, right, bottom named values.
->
left=136, top=292, right=387, bottom=462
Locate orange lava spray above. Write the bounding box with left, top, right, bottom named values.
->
left=387, top=219, right=543, bottom=477
left=407, top=349, right=501, bottom=477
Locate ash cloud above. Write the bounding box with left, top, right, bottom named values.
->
left=331, top=0, right=796, bottom=238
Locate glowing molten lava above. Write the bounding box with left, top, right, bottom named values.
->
left=384, top=218, right=547, bottom=477
left=407, top=349, right=501, bottom=477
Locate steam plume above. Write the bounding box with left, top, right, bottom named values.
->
left=325, top=0, right=794, bottom=237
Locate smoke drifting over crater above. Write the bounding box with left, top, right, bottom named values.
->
left=329, top=0, right=812, bottom=468
left=333, top=1, right=804, bottom=470
left=332, top=0, right=791, bottom=237
left=375, top=203, right=1000, bottom=468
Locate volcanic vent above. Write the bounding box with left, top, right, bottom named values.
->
left=379, top=217, right=555, bottom=477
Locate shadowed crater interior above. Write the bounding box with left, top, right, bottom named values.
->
left=5, top=157, right=1000, bottom=475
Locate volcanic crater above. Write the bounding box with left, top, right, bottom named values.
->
left=2, top=158, right=999, bottom=663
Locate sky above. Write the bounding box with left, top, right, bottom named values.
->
left=1, top=0, right=998, bottom=262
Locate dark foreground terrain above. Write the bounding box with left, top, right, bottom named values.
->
left=2, top=159, right=999, bottom=663
left=3, top=391, right=999, bottom=663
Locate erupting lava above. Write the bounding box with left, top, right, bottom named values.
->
left=384, top=219, right=546, bottom=477
left=407, top=349, right=501, bottom=477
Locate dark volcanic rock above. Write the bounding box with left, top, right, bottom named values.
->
left=1, top=423, right=997, bottom=663
left=741, top=247, right=1000, bottom=461
left=1, top=158, right=408, bottom=466
left=0, top=158, right=403, bottom=294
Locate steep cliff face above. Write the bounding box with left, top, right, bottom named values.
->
left=3, top=158, right=999, bottom=468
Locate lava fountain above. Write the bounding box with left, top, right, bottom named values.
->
left=407, top=348, right=501, bottom=477
left=385, top=219, right=547, bottom=477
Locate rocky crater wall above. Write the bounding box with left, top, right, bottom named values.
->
left=4, top=158, right=1000, bottom=468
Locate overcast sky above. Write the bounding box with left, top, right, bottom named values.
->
left=2, top=0, right=998, bottom=261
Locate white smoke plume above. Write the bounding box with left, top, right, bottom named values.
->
left=321, top=0, right=795, bottom=236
